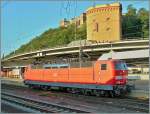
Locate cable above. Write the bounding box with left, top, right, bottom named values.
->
left=74, top=0, right=77, bottom=41
left=60, top=0, right=71, bottom=19
left=1, top=1, right=10, bottom=8
left=60, top=1, right=63, bottom=19
left=93, top=0, right=96, bottom=7
left=67, top=0, right=71, bottom=19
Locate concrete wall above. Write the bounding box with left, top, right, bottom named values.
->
left=86, top=2, right=122, bottom=42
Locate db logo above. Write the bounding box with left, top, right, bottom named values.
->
left=53, top=73, right=57, bottom=77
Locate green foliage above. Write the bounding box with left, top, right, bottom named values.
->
left=137, top=8, right=149, bottom=38
left=6, top=24, right=86, bottom=58
left=127, top=4, right=137, bottom=16
left=122, top=5, right=149, bottom=39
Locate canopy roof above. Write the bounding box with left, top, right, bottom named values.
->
left=98, top=49, right=149, bottom=60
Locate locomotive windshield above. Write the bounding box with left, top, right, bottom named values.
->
left=115, top=62, right=128, bottom=70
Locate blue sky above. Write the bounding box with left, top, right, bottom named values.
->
left=1, top=0, right=149, bottom=56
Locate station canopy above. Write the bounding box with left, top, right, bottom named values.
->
left=98, top=49, right=149, bottom=60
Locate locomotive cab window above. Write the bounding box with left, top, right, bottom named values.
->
left=101, top=64, right=107, bottom=70
left=115, top=62, right=128, bottom=70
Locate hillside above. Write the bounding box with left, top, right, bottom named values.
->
left=6, top=24, right=86, bottom=58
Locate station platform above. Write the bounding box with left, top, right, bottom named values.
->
left=127, top=80, right=149, bottom=99
left=1, top=77, right=25, bottom=87
left=1, top=77, right=149, bottom=99
left=128, top=73, right=149, bottom=80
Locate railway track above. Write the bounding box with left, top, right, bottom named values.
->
left=101, top=98, right=149, bottom=113
left=45, top=91, right=149, bottom=113
left=1, top=92, right=89, bottom=113
left=2, top=84, right=149, bottom=113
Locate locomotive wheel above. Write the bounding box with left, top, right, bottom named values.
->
left=90, top=90, right=96, bottom=96
left=80, top=89, right=85, bottom=95
left=71, top=88, right=76, bottom=94
left=94, top=90, right=100, bottom=97
left=42, top=86, right=49, bottom=91
left=119, top=89, right=126, bottom=97
left=109, top=91, right=114, bottom=98
left=71, top=88, right=80, bottom=94
left=59, top=87, right=67, bottom=92
left=100, top=90, right=105, bottom=97
left=104, top=91, right=109, bottom=97
left=30, top=85, right=36, bottom=89
left=30, top=85, right=39, bottom=90
left=84, top=89, right=92, bottom=96
left=114, top=89, right=121, bottom=97
left=28, top=84, right=33, bottom=88
left=67, top=88, right=72, bottom=93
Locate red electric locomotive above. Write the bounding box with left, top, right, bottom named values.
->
left=24, top=59, right=130, bottom=97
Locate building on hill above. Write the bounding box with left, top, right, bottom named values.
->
left=70, top=13, right=86, bottom=27
left=59, top=18, right=70, bottom=27
left=86, top=2, right=122, bottom=42
left=60, top=13, right=86, bottom=28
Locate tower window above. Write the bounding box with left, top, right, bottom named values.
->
left=106, top=27, right=110, bottom=31
left=106, top=17, right=110, bottom=21
left=95, top=23, right=99, bottom=32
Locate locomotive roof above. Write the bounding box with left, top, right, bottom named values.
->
left=43, top=63, right=69, bottom=68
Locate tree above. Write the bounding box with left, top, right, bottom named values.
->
left=126, top=4, right=137, bottom=16
left=122, top=5, right=143, bottom=39
left=137, top=8, right=149, bottom=38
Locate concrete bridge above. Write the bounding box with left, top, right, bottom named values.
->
left=2, top=40, right=149, bottom=62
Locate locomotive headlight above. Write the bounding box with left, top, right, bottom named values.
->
left=116, top=76, right=123, bottom=80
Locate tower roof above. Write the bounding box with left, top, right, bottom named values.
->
left=86, top=2, right=121, bottom=11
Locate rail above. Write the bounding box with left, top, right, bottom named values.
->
left=1, top=92, right=89, bottom=113
left=50, top=91, right=149, bottom=113
left=2, top=84, right=149, bottom=113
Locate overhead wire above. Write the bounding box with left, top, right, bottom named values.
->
left=93, top=0, right=96, bottom=7
left=60, top=0, right=71, bottom=19
left=66, top=0, right=71, bottom=19
left=60, top=1, right=63, bottom=19
left=1, top=1, right=10, bottom=8
left=74, top=0, right=77, bottom=41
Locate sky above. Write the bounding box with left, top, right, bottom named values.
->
left=1, top=0, right=149, bottom=56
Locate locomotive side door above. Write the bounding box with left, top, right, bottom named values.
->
left=99, top=62, right=108, bottom=84
left=94, top=61, right=109, bottom=84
